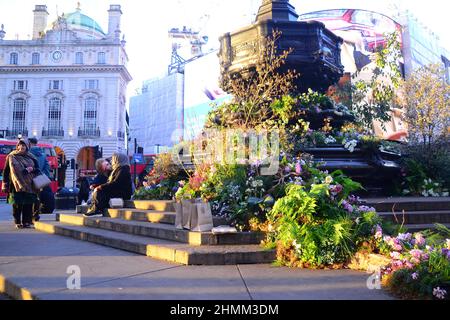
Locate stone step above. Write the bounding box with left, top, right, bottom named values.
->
left=57, top=214, right=265, bottom=246
left=107, top=208, right=176, bottom=225
left=77, top=200, right=176, bottom=213
left=378, top=210, right=450, bottom=225
left=364, top=197, right=450, bottom=212
left=124, top=200, right=175, bottom=212
left=403, top=223, right=450, bottom=232
left=34, top=221, right=276, bottom=265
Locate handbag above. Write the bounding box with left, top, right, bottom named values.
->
left=33, top=174, right=51, bottom=190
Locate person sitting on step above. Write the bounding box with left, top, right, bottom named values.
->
left=84, top=153, right=132, bottom=216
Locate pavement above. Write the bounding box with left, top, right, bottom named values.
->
left=0, top=201, right=393, bottom=300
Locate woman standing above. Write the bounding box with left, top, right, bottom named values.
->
left=84, top=153, right=132, bottom=216
left=1, top=140, right=39, bottom=229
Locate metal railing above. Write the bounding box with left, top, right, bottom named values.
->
left=78, top=127, right=100, bottom=137
left=1, top=128, right=28, bottom=139
left=42, top=128, right=64, bottom=137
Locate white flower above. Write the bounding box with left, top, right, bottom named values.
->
left=325, top=176, right=333, bottom=184
left=433, top=287, right=447, bottom=300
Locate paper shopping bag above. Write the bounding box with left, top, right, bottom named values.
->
left=181, top=199, right=195, bottom=230
left=190, top=201, right=214, bottom=232
left=174, top=202, right=183, bottom=229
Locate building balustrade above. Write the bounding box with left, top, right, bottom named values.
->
left=0, top=128, right=28, bottom=139
left=42, top=128, right=64, bottom=137
left=78, top=127, right=100, bottom=137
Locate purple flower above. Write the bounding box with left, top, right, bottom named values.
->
left=341, top=200, right=353, bottom=213
left=347, top=195, right=360, bottom=205
left=411, top=272, right=419, bottom=280
left=358, top=205, right=376, bottom=213
left=397, top=233, right=412, bottom=242
left=284, top=166, right=291, bottom=174
left=409, top=249, right=423, bottom=259
left=442, top=248, right=450, bottom=260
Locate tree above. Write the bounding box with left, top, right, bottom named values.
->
left=401, top=64, right=450, bottom=147
left=214, top=30, right=298, bottom=129
left=350, top=31, right=403, bottom=132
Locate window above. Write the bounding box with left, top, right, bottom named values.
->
left=10, top=52, right=18, bottom=65
left=48, top=80, right=63, bottom=90
left=48, top=97, right=62, bottom=133
left=12, top=98, right=26, bottom=133
left=83, top=98, right=97, bottom=132
left=32, top=52, right=40, bottom=64
left=13, top=80, right=28, bottom=91
left=97, top=52, right=106, bottom=64
left=84, top=80, right=99, bottom=90
left=75, top=52, right=83, bottom=64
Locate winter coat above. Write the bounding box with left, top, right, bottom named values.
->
left=2, top=151, right=39, bottom=194
left=29, top=146, right=51, bottom=178
left=100, top=165, right=132, bottom=200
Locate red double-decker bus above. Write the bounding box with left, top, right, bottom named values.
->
left=0, top=139, right=59, bottom=198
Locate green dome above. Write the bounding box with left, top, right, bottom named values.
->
left=64, top=10, right=105, bottom=35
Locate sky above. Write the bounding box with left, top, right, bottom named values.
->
left=0, top=0, right=449, bottom=98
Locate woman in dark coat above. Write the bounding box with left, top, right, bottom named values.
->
left=1, top=140, right=39, bottom=229
left=84, top=153, right=132, bottom=216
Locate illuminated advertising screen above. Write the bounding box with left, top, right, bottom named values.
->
left=299, top=9, right=402, bottom=73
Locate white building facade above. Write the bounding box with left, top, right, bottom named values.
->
left=0, top=4, right=131, bottom=186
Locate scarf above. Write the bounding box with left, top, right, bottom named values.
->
left=6, top=151, right=38, bottom=194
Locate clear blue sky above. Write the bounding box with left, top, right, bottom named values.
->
left=0, top=0, right=448, bottom=96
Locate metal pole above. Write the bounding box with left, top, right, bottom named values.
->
left=134, top=138, right=137, bottom=185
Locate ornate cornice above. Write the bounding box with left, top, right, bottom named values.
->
left=0, top=64, right=132, bottom=82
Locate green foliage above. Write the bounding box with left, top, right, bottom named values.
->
left=267, top=170, right=373, bottom=268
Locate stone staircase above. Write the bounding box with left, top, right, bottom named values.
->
left=34, top=200, right=275, bottom=265
left=363, top=197, right=450, bottom=232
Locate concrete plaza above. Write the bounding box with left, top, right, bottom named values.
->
left=0, top=201, right=393, bottom=300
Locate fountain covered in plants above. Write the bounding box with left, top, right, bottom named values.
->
left=217, top=0, right=401, bottom=194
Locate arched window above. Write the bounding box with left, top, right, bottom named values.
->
left=32, top=52, right=40, bottom=64
left=48, top=97, right=62, bottom=134
left=12, top=98, right=26, bottom=134
left=10, top=52, right=18, bottom=65
left=83, top=98, right=97, bottom=134
left=75, top=52, right=83, bottom=64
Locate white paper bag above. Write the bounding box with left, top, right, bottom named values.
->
left=181, top=199, right=195, bottom=230
left=190, top=201, right=214, bottom=232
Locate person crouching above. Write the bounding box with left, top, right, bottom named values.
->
left=84, top=153, right=132, bottom=216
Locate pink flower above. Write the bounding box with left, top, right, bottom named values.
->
left=390, top=251, right=401, bottom=260
left=330, top=184, right=343, bottom=195
left=374, top=225, right=383, bottom=239
left=410, top=249, right=423, bottom=259
left=414, top=233, right=426, bottom=247
left=405, top=261, right=414, bottom=269
left=295, top=162, right=302, bottom=175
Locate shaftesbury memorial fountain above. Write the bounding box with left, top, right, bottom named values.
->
left=218, top=0, right=401, bottom=194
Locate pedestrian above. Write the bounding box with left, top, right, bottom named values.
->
left=1, top=139, right=39, bottom=229
left=28, top=137, right=54, bottom=220
left=84, top=153, right=132, bottom=216
left=90, top=158, right=111, bottom=189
